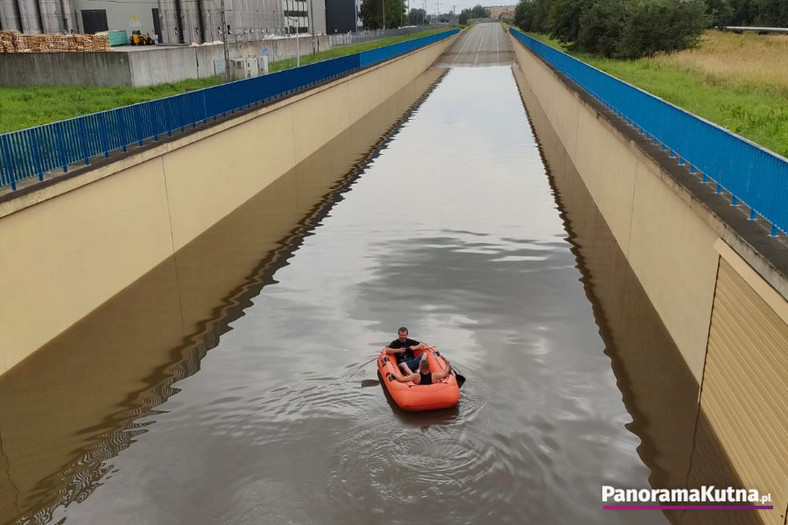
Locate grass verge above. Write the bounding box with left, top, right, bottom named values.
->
left=0, top=28, right=454, bottom=134
left=0, top=77, right=221, bottom=134
left=526, top=31, right=788, bottom=158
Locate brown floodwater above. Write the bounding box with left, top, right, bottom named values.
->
left=0, top=61, right=717, bottom=524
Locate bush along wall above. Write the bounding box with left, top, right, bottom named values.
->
left=515, top=0, right=709, bottom=59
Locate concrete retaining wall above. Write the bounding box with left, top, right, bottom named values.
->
left=0, top=51, right=135, bottom=86
left=512, top=36, right=720, bottom=381
left=510, top=34, right=788, bottom=525
left=0, top=34, right=331, bottom=86
left=0, top=33, right=456, bottom=375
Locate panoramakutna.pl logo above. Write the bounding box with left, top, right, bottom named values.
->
left=602, top=485, right=774, bottom=510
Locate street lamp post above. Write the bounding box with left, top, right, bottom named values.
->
left=295, top=0, right=300, bottom=67
left=308, top=0, right=315, bottom=55
left=220, top=0, right=230, bottom=81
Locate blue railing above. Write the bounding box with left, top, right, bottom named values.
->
left=510, top=28, right=788, bottom=236
left=0, top=29, right=458, bottom=192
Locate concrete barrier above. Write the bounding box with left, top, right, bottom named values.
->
left=0, top=33, right=457, bottom=375
left=511, top=34, right=787, bottom=525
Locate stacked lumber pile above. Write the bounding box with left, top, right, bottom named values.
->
left=0, top=31, right=26, bottom=53
left=0, top=31, right=110, bottom=53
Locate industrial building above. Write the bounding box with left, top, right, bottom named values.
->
left=0, top=0, right=326, bottom=45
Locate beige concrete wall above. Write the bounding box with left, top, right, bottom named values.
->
left=0, top=159, right=174, bottom=373
left=511, top=36, right=719, bottom=382
left=700, top=242, right=788, bottom=525
left=0, top=34, right=456, bottom=376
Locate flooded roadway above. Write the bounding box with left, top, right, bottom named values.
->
left=0, top=24, right=709, bottom=525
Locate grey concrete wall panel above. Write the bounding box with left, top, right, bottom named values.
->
left=179, top=0, right=193, bottom=42
left=128, top=44, right=196, bottom=84
left=60, top=0, right=74, bottom=32
left=312, top=0, right=325, bottom=34
left=19, top=0, right=43, bottom=33
left=179, top=0, right=200, bottom=43
left=231, top=0, right=251, bottom=40
left=194, top=44, right=219, bottom=76
left=201, top=0, right=219, bottom=41
left=0, top=52, right=133, bottom=86
left=159, top=0, right=180, bottom=44
left=0, top=0, right=23, bottom=31
left=39, top=0, right=62, bottom=32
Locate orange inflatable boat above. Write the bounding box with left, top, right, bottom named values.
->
left=377, top=346, right=460, bottom=412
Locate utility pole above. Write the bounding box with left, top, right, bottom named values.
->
left=382, top=0, right=386, bottom=30
left=296, top=7, right=300, bottom=67
left=220, top=0, right=230, bottom=81
left=308, top=0, right=315, bottom=55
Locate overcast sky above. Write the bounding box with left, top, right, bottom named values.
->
left=407, top=0, right=514, bottom=15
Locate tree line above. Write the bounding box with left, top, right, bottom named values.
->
left=514, top=0, right=787, bottom=59
left=459, top=5, right=492, bottom=24
left=707, top=0, right=788, bottom=27
left=359, top=0, right=408, bottom=29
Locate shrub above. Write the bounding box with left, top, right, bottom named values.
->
left=514, top=0, right=552, bottom=33
left=617, top=0, right=708, bottom=58
left=576, top=0, right=627, bottom=57
left=548, top=0, right=591, bottom=44
left=706, top=0, right=734, bottom=26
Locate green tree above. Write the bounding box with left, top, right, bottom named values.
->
left=705, top=0, right=733, bottom=26
left=548, top=0, right=590, bottom=43
left=514, top=0, right=537, bottom=30
left=408, top=8, right=428, bottom=25
left=729, top=0, right=755, bottom=24
left=514, top=0, right=552, bottom=32
left=754, top=0, right=788, bottom=26
left=727, top=0, right=788, bottom=26
left=470, top=4, right=491, bottom=18
left=576, top=0, right=627, bottom=57
left=459, top=10, right=469, bottom=24
left=359, top=0, right=407, bottom=28
left=617, top=0, right=708, bottom=58
left=532, top=0, right=553, bottom=32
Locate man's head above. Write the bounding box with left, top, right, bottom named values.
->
left=418, top=357, right=430, bottom=373
left=397, top=327, right=409, bottom=342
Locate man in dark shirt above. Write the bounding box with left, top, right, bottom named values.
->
left=384, top=326, right=429, bottom=374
